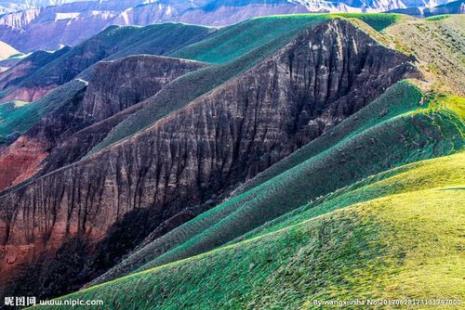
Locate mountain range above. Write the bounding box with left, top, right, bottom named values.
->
left=0, top=0, right=92, bottom=13
left=0, top=10, right=464, bottom=307
left=0, top=0, right=459, bottom=52
left=390, top=0, right=465, bottom=16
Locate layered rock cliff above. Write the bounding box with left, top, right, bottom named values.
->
left=0, top=19, right=419, bottom=299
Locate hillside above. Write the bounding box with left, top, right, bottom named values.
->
left=385, top=14, right=465, bottom=96
left=0, top=13, right=464, bottom=308
left=58, top=15, right=465, bottom=308
left=91, top=82, right=465, bottom=285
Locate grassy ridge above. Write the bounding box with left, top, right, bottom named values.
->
left=171, top=13, right=403, bottom=64
left=0, top=80, right=86, bottom=144
left=0, top=24, right=211, bottom=145
left=48, top=149, right=465, bottom=309
left=386, top=15, right=465, bottom=96
left=333, top=13, right=404, bottom=31
left=171, top=14, right=330, bottom=64
left=0, top=101, right=34, bottom=144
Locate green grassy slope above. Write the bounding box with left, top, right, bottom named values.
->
left=0, top=80, right=86, bottom=144
left=48, top=148, right=465, bottom=309
left=171, top=14, right=330, bottom=64
left=386, top=14, right=465, bottom=96
left=171, top=13, right=403, bottom=64
left=0, top=101, right=34, bottom=144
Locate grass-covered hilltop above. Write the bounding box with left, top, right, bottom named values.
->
left=2, top=12, right=463, bottom=309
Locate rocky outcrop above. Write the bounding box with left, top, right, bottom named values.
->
left=0, top=55, right=204, bottom=192
left=0, top=19, right=420, bottom=298
left=80, top=55, right=205, bottom=122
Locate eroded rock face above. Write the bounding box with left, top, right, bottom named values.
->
left=0, top=19, right=420, bottom=298
left=81, top=55, right=205, bottom=122
left=0, top=55, right=204, bottom=192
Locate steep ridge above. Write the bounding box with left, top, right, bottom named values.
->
left=0, top=19, right=418, bottom=299
left=40, top=55, right=206, bottom=176
left=0, top=55, right=204, bottom=193
left=1, top=15, right=327, bottom=189
left=17, top=15, right=328, bottom=177
left=0, top=23, right=212, bottom=103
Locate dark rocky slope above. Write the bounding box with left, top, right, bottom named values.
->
left=0, top=19, right=419, bottom=299
left=0, top=55, right=204, bottom=192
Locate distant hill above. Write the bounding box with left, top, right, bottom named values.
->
left=0, top=0, right=92, bottom=13
left=425, top=0, right=465, bottom=16
left=388, top=0, right=465, bottom=16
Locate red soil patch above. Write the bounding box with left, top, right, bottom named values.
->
left=0, top=136, right=48, bottom=192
